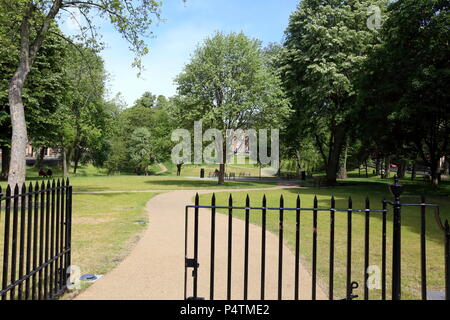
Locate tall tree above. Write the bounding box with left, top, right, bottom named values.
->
left=134, top=91, right=157, bottom=109
left=280, top=0, right=388, bottom=184
left=1, top=6, right=69, bottom=179
left=54, top=44, right=110, bottom=175
left=105, top=97, right=175, bottom=174
left=4, top=0, right=161, bottom=186
left=129, top=127, right=152, bottom=175
left=175, top=32, right=290, bottom=184
left=358, top=0, right=450, bottom=186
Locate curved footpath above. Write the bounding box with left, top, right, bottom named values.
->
left=75, top=185, right=326, bottom=300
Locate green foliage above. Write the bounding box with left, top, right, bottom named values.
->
left=357, top=0, right=450, bottom=184
left=129, top=127, right=152, bottom=174
left=0, top=10, right=69, bottom=147
left=105, top=134, right=129, bottom=174
left=51, top=43, right=114, bottom=171
left=175, top=31, right=291, bottom=132
left=279, top=0, right=389, bottom=183
left=134, top=91, right=157, bottom=109
left=105, top=92, right=175, bottom=174
left=48, top=0, right=162, bottom=71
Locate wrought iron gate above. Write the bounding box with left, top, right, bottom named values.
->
left=0, top=179, right=72, bottom=300
left=184, top=176, right=450, bottom=300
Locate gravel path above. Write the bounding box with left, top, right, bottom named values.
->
left=75, top=186, right=326, bottom=300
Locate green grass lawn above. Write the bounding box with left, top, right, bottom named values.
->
left=0, top=163, right=277, bottom=299
left=0, top=191, right=157, bottom=299
left=168, top=163, right=264, bottom=178
left=157, top=157, right=266, bottom=178
left=2, top=162, right=448, bottom=300
left=65, top=192, right=157, bottom=298
left=67, top=176, right=276, bottom=192
left=1, top=164, right=277, bottom=192
left=198, top=178, right=450, bottom=300
left=70, top=192, right=156, bottom=276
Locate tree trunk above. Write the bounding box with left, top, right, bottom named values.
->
left=36, top=146, right=45, bottom=168
left=365, top=160, right=369, bottom=178
left=337, top=138, right=348, bottom=180
left=7, top=1, right=62, bottom=187
left=326, top=127, right=346, bottom=185
left=1, top=146, right=11, bottom=181
left=295, top=150, right=303, bottom=178
left=401, top=160, right=407, bottom=178
left=338, top=142, right=348, bottom=179
left=8, top=82, right=29, bottom=186
left=411, top=161, right=417, bottom=181
left=73, top=147, right=81, bottom=174
left=430, top=157, right=440, bottom=186
left=375, top=157, right=380, bottom=175
left=218, top=144, right=226, bottom=185
left=397, top=160, right=407, bottom=179
left=62, top=148, right=69, bottom=178
left=8, top=6, right=33, bottom=187
left=218, top=163, right=225, bottom=185
left=383, top=156, right=391, bottom=179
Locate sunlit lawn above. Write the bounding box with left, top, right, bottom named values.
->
left=2, top=162, right=448, bottom=300
left=0, top=191, right=157, bottom=299
left=0, top=162, right=278, bottom=299
left=198, top=178, right=450, bottom=300
left=169, top=163, right=265, bottom=178
left=68, top=176, right=276, bottom=192
left=65, top=192, right=156, bottom=298
left=0, top=164, right=277, bottom=192
left=70, top=192, right=156, bottom=273
left=158, top=156, right=268, bottom=178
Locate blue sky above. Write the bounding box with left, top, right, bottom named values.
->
left=61, top=0, right=300, bottom=107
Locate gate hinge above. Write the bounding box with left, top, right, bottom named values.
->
left=185, top=258, right=199, bottom=268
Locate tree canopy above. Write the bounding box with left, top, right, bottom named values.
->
left=4, top=0, right=163, bottom=186
left=357, top=0, right=450, bottom=185
left=175, top=31, right=290, bottom=183
left=280, top=0, right=389, bottom=184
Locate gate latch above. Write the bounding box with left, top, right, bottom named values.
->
left=185, top=258, right=199, bottom=268
left=342, top=282, right=359, bottom=300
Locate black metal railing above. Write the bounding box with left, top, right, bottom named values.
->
left=0, top=179, right=72, bottom=300
left=184, top=176, right=450, bottom=300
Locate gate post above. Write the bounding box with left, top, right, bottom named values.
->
left=389, top=175, right=403, bottom=300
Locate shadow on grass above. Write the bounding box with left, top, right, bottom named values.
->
left=142, top=179, right=276, bottom=189
left=199, top=176, right=449, bottom=246
left=243, top=182, right=450, bottom=244
left=73, top=192, right=155, bottom=198
left=303, top=174, right=450, bottom=198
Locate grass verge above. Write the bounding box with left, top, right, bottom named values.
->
left=63, top=192, right=156, bottom=298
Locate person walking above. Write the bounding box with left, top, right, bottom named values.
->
left=177, top=161, right=184, bottom=176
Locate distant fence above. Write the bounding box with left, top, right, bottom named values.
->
left=184, top=176, right=450, bottom=300
left=0, top=179, right=72, bottom=300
